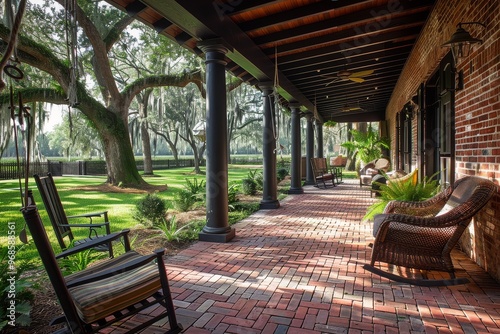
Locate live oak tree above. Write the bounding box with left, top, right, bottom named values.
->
left=0, top=0, right=203, bottom=186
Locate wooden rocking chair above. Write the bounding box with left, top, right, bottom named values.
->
left=364, top=176, right=497, bottom=286
left=310, top=157, right=337, bottom=188
left=34, top=173, right=112, bottom=256
left=21, top=204, right=183, bottom=334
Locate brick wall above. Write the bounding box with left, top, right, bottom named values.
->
left=386, top=0, right=500, bottom=281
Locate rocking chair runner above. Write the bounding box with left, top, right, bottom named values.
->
left=364, top=176, right=497, bottom=286
left=34, top=173, right=112, bottom=255
left=21, top=204, right=183, bottom=334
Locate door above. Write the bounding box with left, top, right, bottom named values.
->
left=422, top=52, right=455, bottom=185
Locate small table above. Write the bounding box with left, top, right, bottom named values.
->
left=330, top=164, right=345, bottom=183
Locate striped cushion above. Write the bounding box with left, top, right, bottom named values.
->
left=65, top=251, right=161, bottom=323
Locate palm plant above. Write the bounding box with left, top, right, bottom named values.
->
left=341, top=126, right=390, bottom=164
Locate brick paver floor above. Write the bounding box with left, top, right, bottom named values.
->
left=117, top=179, right=500, bottom=333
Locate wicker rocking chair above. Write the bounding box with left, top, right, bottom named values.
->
left=21, top=204, right=183, bottom=333
left=364, top=176, right=497, bottom=286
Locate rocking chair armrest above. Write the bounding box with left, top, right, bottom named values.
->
left=56, top=229, right=130, bottom=259
left=66, top=249, right=165, bottom=288
left=383, top=188, right=452, bottom=216
left=67, top=211, right=108, bottom=220
left=373, top=211, right=463, bottom=241
left=58, top=222, right=110, bottom=228
left=383, top=200, right=443, bottom=217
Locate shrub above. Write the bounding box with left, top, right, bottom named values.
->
left=247, top=169, right=263, bottom=190
left=277, top=168, right=288, bottom=182
left=173, top=189, right=196, bottom=212
left=227, top=183, right=239, bottom=204
left=228, top=199, right=260, bottom=219
left=133, top=194, right=167, bottom=227
left=178, top=220, right=205, bottom=241
left=255, top=173, right=264, bottom=190
left=241, top=178, right=257, bottom=195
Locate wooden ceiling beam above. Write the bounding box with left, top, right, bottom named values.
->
left=125, top=0, right=147, bottom=16
left=275, top=27, right=421, bottom=66
left=289, top=54, right=408, bottom=83
left=237, top=0, right=368, bottom=32
left=251, top=1, right=432, bottom=44
left=260, top=11, right=429, bottom=56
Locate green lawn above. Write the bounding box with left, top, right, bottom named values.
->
left=0, top=165, right=264, bottom=263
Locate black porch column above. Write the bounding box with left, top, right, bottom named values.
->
left=260, top=82, right=280, bottom=209
left=315, top=120, right=324, bottom=158
left=197, top=38, right=235, bottom=242
left=305, top=113, right=315, bottom=185
left=288, top=102, right=304, bottom=194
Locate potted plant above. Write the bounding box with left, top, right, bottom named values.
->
left=363, top=172, right=441, bottom=221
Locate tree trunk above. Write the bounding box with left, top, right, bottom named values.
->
left=138, top=90, right=153, bottom=175
left=102, top=130, right=145, bottom=186
left=345, top=122, right=356, bottom=171
left=140, top=119, right=153, bottom=175
left=193, top=145, right=201, bottom=174
left=96, top=111, right=145, bottom=186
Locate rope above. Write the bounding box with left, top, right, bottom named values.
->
left=0, top=0, right=27, bottom=90
left=270, top=45, right=280, bottom=151
left=65, top=0, right=79, bottom=106
left=10, top=86, right=24, bottom=207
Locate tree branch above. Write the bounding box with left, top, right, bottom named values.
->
left=0, top=26, right=69, bottom=88
left=0, top=87, right=66, bottom=106
left=226, top=77, right=243, bottom=92
left=0, top=0, right=27, bottom=92
left=237, top=117, right=262, bottom=130
left=121, top=70, right=205, bottom=107
left=103, top=15, right=135, bottom=53
left=54, top=0, right=121, bottom=101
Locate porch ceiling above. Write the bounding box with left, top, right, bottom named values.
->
left=104, top=0, right=436, bottom=123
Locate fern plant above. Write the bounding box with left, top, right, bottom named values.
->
left=364, top=173, right=441, bottom=221
left=184, top=178, right=206, bottom=203
left=173, top=189, right=196, bottom=212
left=157, top=215, right=181, bottom=242
left=246, top=169, right=264, bottom=191
left=157, top=215, right=200, bottom=242
left=227, top=183, right=240, bottom=204
left=59, top=249, right=99, bottom=275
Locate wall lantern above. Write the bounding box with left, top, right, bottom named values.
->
left=442, top=22, right=485, bottom=63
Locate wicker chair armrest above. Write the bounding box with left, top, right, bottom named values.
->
left=55, top=229, right=130, bottom=259
left=383, top=186, right=452, bottom=216
left=66, top=249, right=164, bottom=288
left=373, top=210, right=466, bottom=242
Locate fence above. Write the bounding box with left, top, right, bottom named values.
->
left=0, top=159, right=198, bottom=180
